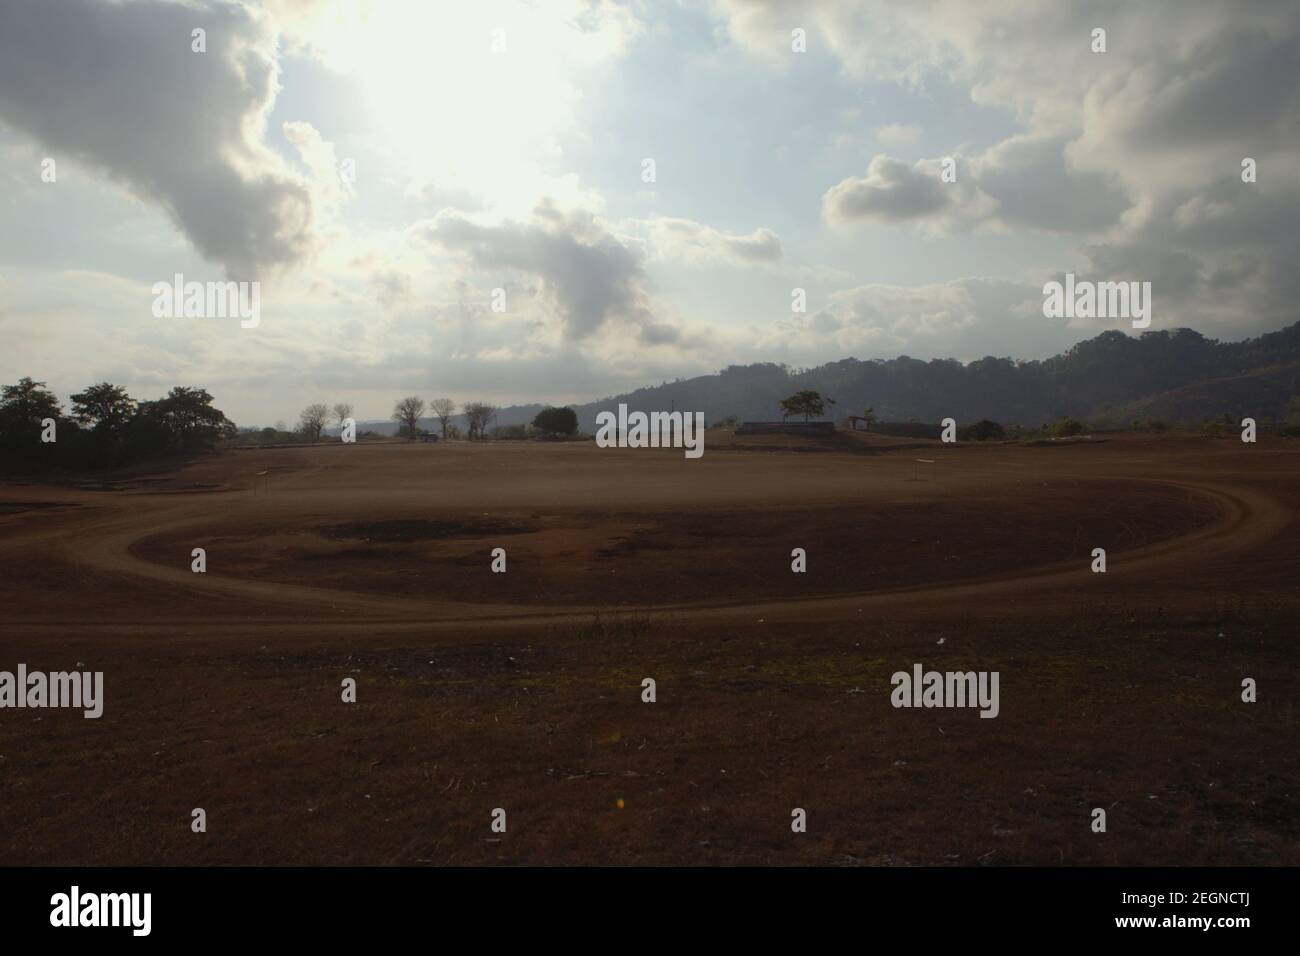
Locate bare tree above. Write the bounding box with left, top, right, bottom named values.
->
left=429, top=397, right=456, bottom=439
left=299, top=403, right=329, bottom=442
left=463, top=401, right=497, bottom=440
left=393, top=395, right=425, bottom=440
left=332, top=402, right=353, bottom=429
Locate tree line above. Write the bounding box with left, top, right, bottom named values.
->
left=289, top=397, right=506, bottom=441
left=1, top=376, right=587, bottom=474
left=381, top=398, right=577, bottom=441
left=286, top=398, right=583, bottom=442
left=0, top=377, right=235, bottom=471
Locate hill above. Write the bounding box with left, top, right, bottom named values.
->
left=353, top=322, right=1300, bottom=434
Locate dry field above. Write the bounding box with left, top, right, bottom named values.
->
left=1, top=430, right=1296, bottom=865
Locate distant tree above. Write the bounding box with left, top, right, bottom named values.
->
left=332, top=402, right=353, bottom=429
left=70, top=382, right=136, bottom=433
left=429, top=398, right=456, bottom=438
left=532, top=405, right=578, bottom=438
left=780, top=389, right=834, bottom=422
left=299, top=403, right=329, bottom=442
left=393, top=396, right=425, bottom=440
left=1052, top=416, right=1086, bottom=438
left=463, top=401, right=497, bottom=440
left=962, top=419, right=1005, bottom=441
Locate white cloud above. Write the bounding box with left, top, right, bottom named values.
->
left=756, top=277, right=1067, bottom=361
left=634, top=217, right=783, bottom=267
left=876, top=123, right=921, bottom=145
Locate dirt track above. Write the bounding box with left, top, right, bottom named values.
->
left=1, top=433, right=1293, bottom=635
left=1, top=433, right=1297, bottom=866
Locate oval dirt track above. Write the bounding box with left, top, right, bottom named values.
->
left=1, top=437, right=1291, bottom=636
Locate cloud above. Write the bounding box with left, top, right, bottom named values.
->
left=368, top=270, right=413, bottom=311
left=0, top=0, right=319, bottom=278
left=412, top=200, right=656, bottom=342
left=970, top=134, right=1130, bottom=232
left=570, top=0, right=647, bottom=55
left=738, top=0, right=1300, bottom=333
left=282, top=119, right=349, bottom=213
left=637, top=217, right=783, bottom=266
left=822, top=137, right=1130, bottom=235
left=822, top=155, right=961, bottom=228
left=876, top=123, right=921, bottom=145
left=763, top=277, right=1069, bottom=361
left=826, top=157, right=987, bottom=234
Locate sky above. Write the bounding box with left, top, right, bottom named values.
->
left=1, top=0, right=1297, bottom=426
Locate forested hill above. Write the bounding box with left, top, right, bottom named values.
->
left=483, top=322, right=1300, bottom=431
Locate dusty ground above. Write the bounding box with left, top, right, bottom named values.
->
left=0, top=430, right=1296, bottom=865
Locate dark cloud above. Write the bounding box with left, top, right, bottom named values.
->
left=413, top=202, right=655, bottom=341
left=971, top=135, right=1129, bottom=233
left=1117, top=27, right=1300, bottom=151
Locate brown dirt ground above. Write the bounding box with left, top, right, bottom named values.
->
left=0, top=430, right=1297, bottom=865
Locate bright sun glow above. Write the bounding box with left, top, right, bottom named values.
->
left=281, top=1, right=637, bottom=217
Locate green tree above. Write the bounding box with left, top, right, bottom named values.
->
left=532, top=406, right=578, bottom=438
left=133, top=386, right=236, bottom=449
left=1, top=377, right=61, bottom=424
left=0, top=377, right=63, bottom=449
left=780, top=389, right=835, bottom=422
left=71, top=382, right=136, bottom=432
